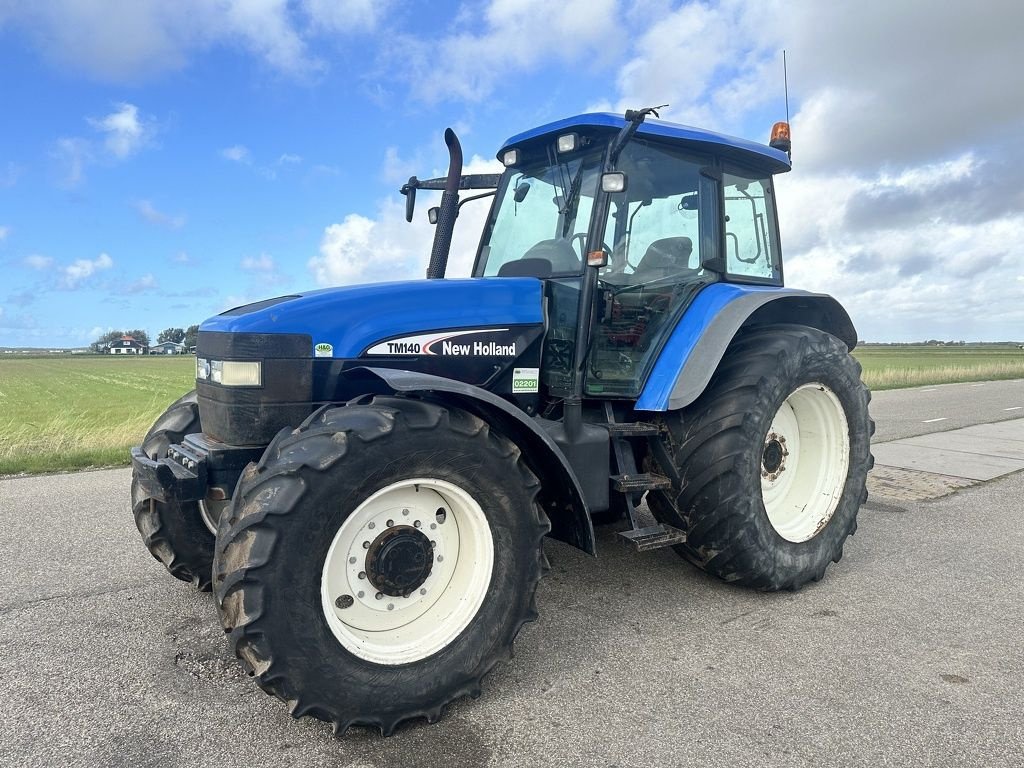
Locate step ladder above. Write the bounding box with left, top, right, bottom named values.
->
left=603, top=404, right=686, bottom=551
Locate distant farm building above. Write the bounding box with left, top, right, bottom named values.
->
left=109, top=336, right=147, bottom=355
left=149, top=341, right=186, bottom=355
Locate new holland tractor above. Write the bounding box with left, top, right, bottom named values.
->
left=131, top=107, right=872, bottom=735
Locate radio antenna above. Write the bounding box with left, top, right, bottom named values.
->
left=783, top=49, right=790, bottom=125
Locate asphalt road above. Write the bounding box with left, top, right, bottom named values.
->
left=2, top=382, right=1023, bottom=767
left=867, top=378, right=1024, bottom=442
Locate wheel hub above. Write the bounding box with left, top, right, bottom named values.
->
left=761, top=432, right=788, bottom=480
left=365, top=526, right=434, bottom=597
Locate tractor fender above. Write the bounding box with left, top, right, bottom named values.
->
left=635, top=283, right=858, bottom=412
left=345, top=366, right=596, bottom=555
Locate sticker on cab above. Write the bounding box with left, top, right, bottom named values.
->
left=512, top=367, right=539, bottom=394
left=314, top=342, right=334, bottom=358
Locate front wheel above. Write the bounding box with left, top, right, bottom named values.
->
left=646, top=325, right=873, bottom=591
left=213, top=396, right=549, bottom=734
left=131, top=391, right=216, bottom=590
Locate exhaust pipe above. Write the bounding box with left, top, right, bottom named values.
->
left=425, top=128, right=463, bottom=279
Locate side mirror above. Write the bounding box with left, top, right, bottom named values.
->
left=401, top=176, right=418, bottom=222
left=601, top=172, right=628, bottom=193
left=427, top=207, right=439, bottom=225
left=514, top=182, right=531, bottom=203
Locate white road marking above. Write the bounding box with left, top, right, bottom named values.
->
left=922, top=417, right=949, bottom=423
left=1003, top=406, right=1023, bottom=412
left=921, top=388, right=937, bottom=392
left=970, top=383, right=986, bottom=387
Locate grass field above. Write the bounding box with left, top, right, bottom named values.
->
left=853, top=345, right=1024, bottom=390
left=0, top=356, right=194, bottom=475
left=1, top=345, right=1023, bottom=475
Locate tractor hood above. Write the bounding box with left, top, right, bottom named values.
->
left=200, top=277, right=545, bottom=358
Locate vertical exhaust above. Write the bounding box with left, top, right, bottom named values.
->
left=425, top=128, right=463, bottom=279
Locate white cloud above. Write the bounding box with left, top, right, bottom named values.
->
left=391, top=0, right=621, bottom=103
left=0, top=225, right=9, bottom=242
left=134, top=199, right=186, bottom=229
left=88, top=102, right=151, bottom=158
left=277, top=153, right=302, bottom=165
left=124, top=273, right=158, bottom=293
left=60, top=252, right=113, bottom=289
left=23, top=254, right=53, bottom=270
left=310, top=155, right=502, bottom=286
left=171, top=251, right=192, bottom=264
left=241, top=253, right=275, bottom=272
left=221, top=145, right=251, bottom=164
left=0, top=162, right=19, bottom=188
left=51, top=137, right=91, bottom=188
left=302, top=0, right=387, bottom=33
left=0, top=0, right=387, bottom=82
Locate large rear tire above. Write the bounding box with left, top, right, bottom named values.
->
left=131, top=391, right=216, bottom=591
left=646, top=325, right=873, bottom=591
left=213, top=396, right=549, bottom=735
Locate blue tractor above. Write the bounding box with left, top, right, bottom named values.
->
left=131, top=108, right=872, bottom=735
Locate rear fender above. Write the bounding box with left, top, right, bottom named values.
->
left=636, top=284, right=857, bottom=411
left=345, top=366, right=596, bottom=555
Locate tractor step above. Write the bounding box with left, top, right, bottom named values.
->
left=604, top=422, right=660, bottom=437
left=611, top=472, right=672, bottom=492
left=618, top=523, right=687, bottom=551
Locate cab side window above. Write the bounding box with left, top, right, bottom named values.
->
left=722, top=172, right=781, bottom=282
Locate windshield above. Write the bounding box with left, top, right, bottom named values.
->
left=475, top=148, right=604, bottom=277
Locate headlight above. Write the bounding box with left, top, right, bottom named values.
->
left=202, top=359, right=261, bottom=386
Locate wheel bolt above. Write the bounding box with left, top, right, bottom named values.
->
left=430, top=523, right=437, bottom=530
left=387, top=519, right=394, bottom=527
left=437, top=555, right=444, bottom=563
left=420, top=588, right=426, bottom=595
left=348, top=556, right=356, bottom=564
left=357, top=591, right=364, bottom=598
left=335, top=595, right=353, bottom=609
left=358, top=571, right=366, bottom=580
left=375, top=592, right=383, bottom=600
left=368, top=522, right=375, bottom=530
left=414, top=520, right=421, bottom=528
left=402, top=508, right=409, bottom=516
left=387, top=604, right=394, bottom=611
left=363, top=541, right=370, bottom=549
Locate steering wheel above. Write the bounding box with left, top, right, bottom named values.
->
left=570, top=232, right=612, bottom=261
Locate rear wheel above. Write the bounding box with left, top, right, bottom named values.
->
left=646, top=325, right=873, bottom=591
left=214, top=396, right=549, bottom=734
left=131, top=391, right=216, bottom=590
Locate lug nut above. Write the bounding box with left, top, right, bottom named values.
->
left=368, top=522, right=375, bottom=530
left=437, top=555, right=444, bottom=563
left=420, top=588, right=427, bottom=595
left=363, top=541, right=370, bottom=549
left=358, top=571, right=366, bottom=580
left=386, top=519, right=394, bottom=527
left=357, top=591, right=364, bottom=598
left=375, top=592, right=383, bottom=600
left=387, top=604, right=394, bottom=611
left=348, top=556, right=356, bottom=564
left=414, top=520, right=421, bottom=528
left=402, top=508, right=409, bottom=516
left=335, top=595, right=353, bottom=609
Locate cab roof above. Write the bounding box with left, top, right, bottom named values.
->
left=498, top=112, right=792, bottom=175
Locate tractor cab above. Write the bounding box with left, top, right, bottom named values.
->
left=473, top=113, right=788, bottom=400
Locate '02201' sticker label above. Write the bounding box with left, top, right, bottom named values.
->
left=512, top=367, right=539, bottom=394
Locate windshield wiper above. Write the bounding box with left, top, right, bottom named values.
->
left=559, top=161, right=586, bottom=236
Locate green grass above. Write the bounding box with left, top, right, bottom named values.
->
left=1, top=345, right=1022, bottom=475
left=0, top=356, right=194, bottom=475
left=852, top=345, right=1024, bottom=390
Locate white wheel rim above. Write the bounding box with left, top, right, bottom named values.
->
left=320, top=478, right=494, bottom=665
left=761, top=383, right=850, bottom=543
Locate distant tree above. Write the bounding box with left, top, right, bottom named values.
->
left=183, top=324, right=200, bottom=349
left=158, top=327, right=186, bottom=344
left=90, top=330, right=123, bottom=353
left=126, top=329, right=151, bottom=347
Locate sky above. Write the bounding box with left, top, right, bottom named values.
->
left=1, top=0, right=1022, bottom=347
